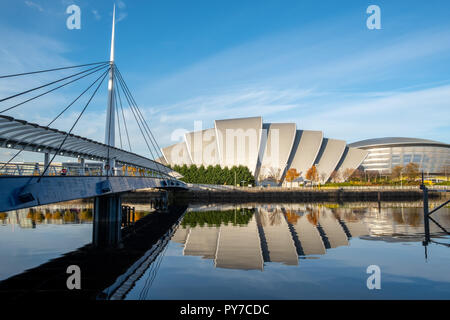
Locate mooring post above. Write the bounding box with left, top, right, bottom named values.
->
left=93, top=194, right=122, bottom=247
left=420, top=172, right=431, bottom=246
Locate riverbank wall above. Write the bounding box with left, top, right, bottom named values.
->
left=172, top=187, right=448, bottom=204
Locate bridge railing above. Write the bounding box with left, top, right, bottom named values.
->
left=0, top=162, right=168, bottom=178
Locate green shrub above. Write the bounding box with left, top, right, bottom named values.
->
left=170, top=164, right=255, bottom=185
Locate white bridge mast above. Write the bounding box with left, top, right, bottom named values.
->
left=105, top=4, right=116, bottom=173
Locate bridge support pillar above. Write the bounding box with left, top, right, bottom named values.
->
left=93, top=194, right=122, bottom=247
left=44, top=153, right=50, bottom=175
left=78, top=158, right=85, bottom=176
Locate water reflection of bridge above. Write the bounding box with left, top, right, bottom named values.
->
left=172, top=204, right=450, bottom=271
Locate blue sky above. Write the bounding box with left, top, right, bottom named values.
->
left=0, top=0, right=449, bottom=161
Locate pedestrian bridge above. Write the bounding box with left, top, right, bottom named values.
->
left=0, top=8, right=188, bottom=214
left=0, top=116, right=187, bottom=213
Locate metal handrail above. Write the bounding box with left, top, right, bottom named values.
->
left=0, top=162, right=165, bottom=178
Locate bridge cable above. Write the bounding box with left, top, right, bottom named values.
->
left=37, top=68, right=110, bottom=181
left=0, top=63, right=110, bottom=104
left=114, top=72, right=162, bottom=178
left=114, top=66, right=172, bottom=180
left=113, top=70, right=157, bottom=160
left=115, top=68, right=172, bottom=181
left=0, top=68, right=111, bottom=173
left=114, top=67, right=167, bottom=163
left=0, top=61, right=109, bottom=79
left=114, top=77, right=132, bottom=152
left=116, top=70, right=173, bottom=181
left=115, top=71, right=172, bottom=180
left=0, top=63, right=109, bottom=114
left=113, top=69, right=169, bottom=179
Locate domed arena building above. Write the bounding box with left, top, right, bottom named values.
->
left=348, top=138, right=450, bottom=177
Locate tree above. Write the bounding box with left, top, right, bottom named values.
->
left=173, top=164, right=255, bottom=185
left=305, top=165, right=318, bottom=183
left=285, top=168, right=300, bottom=187
left=391, top=165, right=404, bottom=180
left=285, top=168, right=300, bottom=183
left=367, top=170, right=378, bottom=182
left=350, top=169, right=364, bottom=181
left=263, top=167, right=281, bottom=183
left=404, top=162, right=420, bottom=181
left=329, top=170, right=341, bottom=183
left=341, top=168, right=355, bottom=181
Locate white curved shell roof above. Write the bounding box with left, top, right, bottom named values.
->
left=289, top=130, right=323, bottom=178
left=314, top=138, right=347, bottom=183
left=215, top=116, right=262, bottom=174
left=185, top=128, right=219, bottom=166
left=161, top=141, right=192, bottom=166
left=335, top=147, right=369, bottom=182
left=160, top=116, right=374, bottom=183
left=258, top=123, right=296, bottom=181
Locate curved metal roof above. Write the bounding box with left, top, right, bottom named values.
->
left=0, top=115, right=174, bottom=176
left=348, top=137, right=450, bottom=149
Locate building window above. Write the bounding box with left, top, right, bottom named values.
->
left=403, top=154, right=412, bottom=163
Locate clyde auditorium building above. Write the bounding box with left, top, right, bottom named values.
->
left=159, top=116, right=450, bottom=184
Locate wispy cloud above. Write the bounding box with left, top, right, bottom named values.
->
left=117, top=0, right=126, bottom=9
left=24, top=0, right=44, bottom=12
left=133, top=23, right=450, bottom=147
left=117, top=12, right=128, bottom=23
left=295, top=85, right=450, bottom=143
left=141, top=83, right=450, bottom=148
left=92, top=9, right=101, bottom=21
left=116, top=0, right=127, bottom=23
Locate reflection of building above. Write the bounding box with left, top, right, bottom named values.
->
left=171, top=205, right=373, bottom=271
left=2, top=204, right=94, bottom=228
left=215, top=216, right=263, bottom=270
left=349, top=138, right=450, bottom=175
left=172, top=204, right=450, bottom=271
left=258, top=207, right=298, bottom=265
left=160, top=116, right=369, bottom=184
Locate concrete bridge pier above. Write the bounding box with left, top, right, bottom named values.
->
left=93, top=194, right=122, bottom=247
left=149, top=191, right=169, bottom=210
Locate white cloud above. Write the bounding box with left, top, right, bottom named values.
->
left=117, top=0, right=126, bottom=9
left=132, top=24, right=450, bottom=148
left=139, top=83, right=450, bottom=149
left=292, top=85, right=450, bottom=143
left=115, top=0, right=127, bottom=23
left=117, top=12, right=128, bottom=23
left=92, top=9, right=101, bottom=20
left=24, top=1, right=44, bottom=12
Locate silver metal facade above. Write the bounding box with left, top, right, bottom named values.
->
left=349, top=138, right=450, bottom=174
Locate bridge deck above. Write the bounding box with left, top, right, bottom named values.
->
left=0, top=176, right=187, bottom=212
left=0, top=115, right=174, bottom=176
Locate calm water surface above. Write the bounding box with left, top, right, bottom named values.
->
left=1, top=201, right=449, bottom=299
left=123, top=202, right=450, bottom=300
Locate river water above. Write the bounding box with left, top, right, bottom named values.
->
left=1, top=200, right=449, bottom=299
